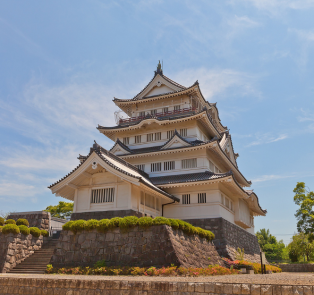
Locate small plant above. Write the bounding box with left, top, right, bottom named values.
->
left=41, top=230, right=49, bottom=237
left=97, top=219, right=110, bottom=233
left=94, top=260, right=106, bottom=268
left=85, top=219, right=99, bottom=231
left=153, top=217, right=171, bottom=226
left=168, top=219, right=179, bottom=229
left=29, top=227, right=41, bottom=238
left=70, top=220, right=86, bottom=234
left=46, top=264, right=53, bottom=273
left=0, top=217, right=4, bottom=226
left=2, top=224, right=20, bottom=235
left=119, top=216, right=139, bottom=230
left=138, top=217, right=154, bottom=228
left=4, top=219, right=16, bottom=225
left=0, top=226, right=3, bottom=233
left=108, top=217, right=122, bottom=228
left=18, top=225, right=30, bottom=235
left=16, top=218, right=29, bottom=227
left=235, top=248, right=245, bottom=260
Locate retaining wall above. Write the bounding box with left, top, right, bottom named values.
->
left=278, top=264, right=314, bottom=272
left=0, top=232, right=44, bottom=273
left=71, top=209, right=144, bottom=221
left=51, top=225, right=223, bottom=268
left=7, top=211, right=51, bottom=230
left=0, top=277, right=314, bottom=295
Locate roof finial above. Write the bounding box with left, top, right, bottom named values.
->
left=155, top=60, right=163, bottom=75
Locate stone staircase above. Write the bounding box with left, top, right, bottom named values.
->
left=9, top=239, right=58, bottom=274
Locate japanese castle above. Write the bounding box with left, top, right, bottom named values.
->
left=49, top=62, right=266, bottom=235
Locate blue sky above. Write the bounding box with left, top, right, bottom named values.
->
left=1, top=0, right=314, bottom=244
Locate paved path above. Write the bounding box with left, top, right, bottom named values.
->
left=1, top=273, right=314, bottom=285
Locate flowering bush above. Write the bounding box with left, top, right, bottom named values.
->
left=46, top=264, right=239, bottom=276
left=222, top=258, right=282, bottom=273
left=62, top=216, right=215, bottom=241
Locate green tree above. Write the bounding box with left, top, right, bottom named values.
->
left=293, top=182, right=314, bottom=234
left=256, top=229, right=277, bottom=248
left=44, top=201, right=73, bottom=219
left=288, top=232, right=314, bottom=262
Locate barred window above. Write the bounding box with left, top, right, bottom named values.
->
left=167, top=130, right=175, bottom=139
left=163, top=107, right=168, bottom=113
left=174, top=105, right=181, bottom=111
left=155, top=132, right=161, bottom=141
left=91, top=188, right=114, bottom=203
left=151, top=162, right=161, bottom=172
left=139, top=111, right=145, bottom=117
left=164, top=161, right=175, bottom=171
left=182, top=158, right=197, bottom=169
left=198, top=193, right=206, bottom=203
left=147, top=133, right=154, bottom=142
left=135, top=164, right=145, bottom=171
left=123, top=137, right=129, bottom=145
left=135, top=135, right=141, bottom=143
left=180, top=128, right=187, bottom=137
left=182, top=194, right=190, bottom=204
left=151, top=109, right=157, bottom=116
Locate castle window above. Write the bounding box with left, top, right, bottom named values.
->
left=151, top=162, right=161, bottom=172
left=151, top=109, right=157, bottom=116
left=182, top=158, right=197, bottom=169
left=91, top=188, right=115, bottom=204
left=182, top=194, right=190, bottom=204
left=163, top=107, right=168, bottom=113
left=180, top=128, right=187, bottom=137
left=174, top=105, right=181, bottom=112
left=135, top=135, right=141, bottom=143
left=167, top=130, right=175, bottom=139
left=135, top=164, right=145, bottom=171
left=123, top=137, right=129, bottom=145
left=147, top=133, right=154, bottom=142
left=164, top=161, right=175, bottom=171
left=155, top=132, right=161, bottom=141
left=198, top=193, right=206, bottom=204
left=139, top=111, right=145, bottom=118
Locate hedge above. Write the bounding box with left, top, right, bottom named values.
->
left=29, top=227, right=41, bottom=238
left=4, top=219, right=16, bottom=225
left=16, top=218, right=29, bottom=227
left=62, top=216, right=215, bottom=241
left=18, top=225, right=30, bottom=235
left=2, top=224, right=20, bottom=234
left=41, top=230, right=49, bottom=237
left=0, top=217, right=4, bottom=226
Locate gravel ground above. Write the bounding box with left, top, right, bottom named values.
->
left=1, top=273, right=314, bottom=285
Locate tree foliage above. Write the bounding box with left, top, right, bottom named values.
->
left=293, top=182, right=314, bottom=234
left=256, top=228, right=287, bottom=261
left=44, top=201, right=73, bottom=219
left=288, top=232, right=314, bottom=262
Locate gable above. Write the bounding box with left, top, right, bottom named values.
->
left=145, top=84, right=175, bottom=97
left=161, top=135, right=191, bottom=150
left=110, top=142, right=131, bottom=156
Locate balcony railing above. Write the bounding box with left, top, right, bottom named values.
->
left=118, top=107, right=197, bottom=126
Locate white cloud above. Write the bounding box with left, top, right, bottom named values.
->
left=228, top=15, right=261, bottom=28
left=173, top=68, right=261, bottom=101
left=0, top=182, right=40, bottom=198
left=253, top=173, right=314, bottom=182
left=246, top=133, right=288, bottom=147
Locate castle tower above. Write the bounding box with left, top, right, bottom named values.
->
left=49, top=63, right=266, bottom=261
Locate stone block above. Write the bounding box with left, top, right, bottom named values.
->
left=194, top=283, right=205, bottom=293
left=223, top=284, right=233, bottom=294
left=187, top=283, right=195, bottom=292
left=242, top=284, right=251, bottom=295
left=304, top=286, right=313, bottom=295
left=233, top=284, right=242, bottom=294
left=261, top=285, right=272, bottom=295
left=252, top=285, right=261, bottom=295
left=282, top=286, right=293, bottom=295
left=204, top=282, right=215, bottom=293
left=177, top=282, right=188, bottom=292
left=293, top=287, right=304, bottom=295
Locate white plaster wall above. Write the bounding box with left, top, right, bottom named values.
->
left=146, top=85, right=174, bottom=96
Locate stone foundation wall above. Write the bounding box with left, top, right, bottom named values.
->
left=0, top=277, right=313, bottom=295
left=185, top=217, right=261, bottom=263
left=278, top=264, right=314, bottom=272
left=7, top=211, right=51, bottom=230
left=0, top=232, right=44, bottom=273
left=71, top=210, right=144, bottom=221
left=51, top=225, right=223, bottom=268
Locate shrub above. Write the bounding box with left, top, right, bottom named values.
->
left=108, top=217, right=122, bottom=229
left=2, top=224, right=20, bottom=235
left=0, top=217, right=4, bottom=226
left=168, top=218, right=179, bottom=229
left=153, top=217, right=171, bottom=226
left=18, top=225, right=30, bottom=235
left=30, top=227, right=41, bottom=237
left=4, top=219, right=16, bottom=225
left=138, top=217, right=154, bottom=228
left=71, top=220, right=87, bottom=234
left=62, top=221, right=74, bottom=231
left=94, top=260, right=106, bottom=268
left=0, top=226, right=3, bottom=233
left=85, top=219, right=99, bottom=231
left=119, top=216, right=139, bottom=230
left=16, top=218, right=29, bottom=227
left=97, top=219, right=110, bottom=233
left=41, top=230, right=49, bottom=237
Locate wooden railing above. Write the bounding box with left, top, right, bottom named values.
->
left=118, top=107, right=197, bottom=125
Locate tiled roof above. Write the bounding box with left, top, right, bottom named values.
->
left=150, top=171, right=233, bottom=185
